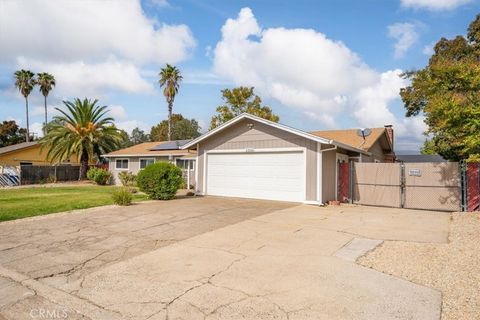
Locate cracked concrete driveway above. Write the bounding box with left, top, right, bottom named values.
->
left=0, top=198, right=450, bottom=320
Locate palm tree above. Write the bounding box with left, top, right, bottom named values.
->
left=159, top=64, right=182, bottom=141
left=36, top=72, right=56, bottom=134
left=41, top=98, right=122, bottom=179
left=14, top=70, right=36, bottom=142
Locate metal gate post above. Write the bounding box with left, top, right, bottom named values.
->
left=349, top=161, right=354, bottom=204
left=400, top=163, right=405, bottom=208
left=460, top=160, right=467, bottom=212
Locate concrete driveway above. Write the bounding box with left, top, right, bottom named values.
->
left=0, top=198, right=450, bottom=320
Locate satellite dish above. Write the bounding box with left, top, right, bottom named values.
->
left=356, top=128, right=372, bottom=140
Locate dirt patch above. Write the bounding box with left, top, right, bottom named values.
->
left=358, top=212, right=480, bottom=320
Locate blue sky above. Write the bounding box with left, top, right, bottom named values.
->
left=0, top=0, right=478, bottom=152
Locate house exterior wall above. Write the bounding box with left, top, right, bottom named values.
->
left=196, top=119, right=319, bottom=201
left=108, top=156, right=169, bottom=185
left=0, top=144, right=82, bottom=167
left=362, top=141, right=386, bottom=162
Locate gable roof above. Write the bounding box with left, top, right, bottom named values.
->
left=310, top=128, right=391, bottom=151
left=102, top=141, right=196, bottom=157
left=0, top=141, right=38, bottom=155
left=181, top=113, right=370, bottom=155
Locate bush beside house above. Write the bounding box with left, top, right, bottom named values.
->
left=137, top=162, right=182, bottom=200
left=86, top=167, right=112, bottom=185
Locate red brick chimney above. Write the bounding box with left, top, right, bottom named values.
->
left=384, top=125, right=394, bottom=150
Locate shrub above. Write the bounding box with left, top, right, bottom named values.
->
left=112, top=188, right=132, bottom=206
left=136, top=162, right=182, bottom=200
left=118, top=171, right=137, bottom=187
left=86, top=167, right=112, bottom=185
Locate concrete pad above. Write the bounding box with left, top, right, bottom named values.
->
left=334, top=238, right=383, bottom=262
left=0, top=198, right=449, bottom=319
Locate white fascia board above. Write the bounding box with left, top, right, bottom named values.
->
left=181, top=113, right=369, bottom=155
left=101, top=154, right=180, bottom=158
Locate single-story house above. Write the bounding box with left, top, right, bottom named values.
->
left=181, top=113, right=395, bottom=204
left=102, top=140, right=197, bottom=185
left=0, top=141, right=82, bottom=167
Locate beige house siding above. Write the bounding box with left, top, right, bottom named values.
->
left=196, top=119, right=318, bottom=201
left=109, top=156, right=169, bottom=185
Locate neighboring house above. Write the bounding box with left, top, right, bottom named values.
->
left=102, top=140, right=197, bottom=185
left=0, top=141, right=81, bottom=167
left=396, top=154, right=446, bottom=163
left=181, top=113, right=395, bottom=204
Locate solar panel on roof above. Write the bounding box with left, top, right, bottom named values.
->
left=148, top=139, right=191, bottom=151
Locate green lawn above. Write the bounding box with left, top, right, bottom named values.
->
left=0, top=186, right=148, bottom=222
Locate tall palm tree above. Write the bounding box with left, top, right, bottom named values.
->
left=36, top=72, right=56, bottom=134
left=14, top=70, right=36, bottom=142
left=41, top=98, right=122, bottom=179
left=159, top=64, right=182, bottom=141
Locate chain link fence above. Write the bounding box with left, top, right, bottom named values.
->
left=348, top=162, right=462, bottom=212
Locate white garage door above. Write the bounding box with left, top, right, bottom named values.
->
left=206, top=151, right=305, bottom=202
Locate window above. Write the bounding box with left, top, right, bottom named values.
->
left=176, top=159, right=195, bottom=170
left=115, top=159, right=129, bottom=170
left=140, top=158, right=155, bottom=169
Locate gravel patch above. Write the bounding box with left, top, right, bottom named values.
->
left=358, top=212, right=480, bottom=320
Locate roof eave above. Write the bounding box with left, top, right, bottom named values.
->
left=181, top=113, right=368, bottom=155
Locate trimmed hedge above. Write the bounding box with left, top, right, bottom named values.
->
left=136, top=162, right=182, bottom=200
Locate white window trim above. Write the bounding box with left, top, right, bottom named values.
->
left=115, top=158, right=129, bottom=171
left=139, top=158, right=155, bottom=169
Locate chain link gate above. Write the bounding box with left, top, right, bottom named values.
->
left=343, top=162, right=462, bottom=212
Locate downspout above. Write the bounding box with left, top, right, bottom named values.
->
left=317, top=143, right=337, bottom=205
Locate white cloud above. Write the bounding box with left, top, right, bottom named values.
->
left=213, top=8, right=377, bottom=126
left=16, top=57, right=153, bottom=96
left=109, top=105, right=128, bottom=121
left=422, top=41, right=435, bottom=55
left=116, top=120, right=151, bottom=134
left=388, top=23, right=419, bottom=59
left=0, top=0, right=195, bottom=65
left=352, top=69, right=427, bottom=145
left=30, top=122, right=44, bottom=138
left=400, top=0, right=473, bottom=10
left=31, top=105, right=60, bottom=118
left=213, top=8, right=426, bottom=150
left=146, top=0, right=170, bottom=8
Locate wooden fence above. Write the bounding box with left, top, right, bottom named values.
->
left=20, top=165, right=80, bottom=185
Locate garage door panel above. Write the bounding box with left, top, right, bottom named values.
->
left=206, top=151, right=305, bottom=202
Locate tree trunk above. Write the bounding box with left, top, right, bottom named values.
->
left=167, top=102, right=173, bottom=141
left=44, top=95, right=48, bottom=135
left=79, top=149, right=89, bottom=180
left=25, top=97, right=30, bottom=142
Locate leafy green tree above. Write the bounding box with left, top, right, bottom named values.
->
left=117, top=129, right=133, bottom=149
left=150, top=114, right=201, bottom=141
left=130, top=127, right=150, bottom=144
left=35, top=72, right=56, bottom=133
left=0, top=120, right=28, bottom=147
left=40, top=98, right=123, bottom=179
left=210, top=87, right=279, bottom=130
left=420, top=139, right=437, bottom=155
left=159, top=64, right=182, bottom=141
left=14, top=70, right=36, bottom=142
left=400, top=15, right=480, bottom=161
